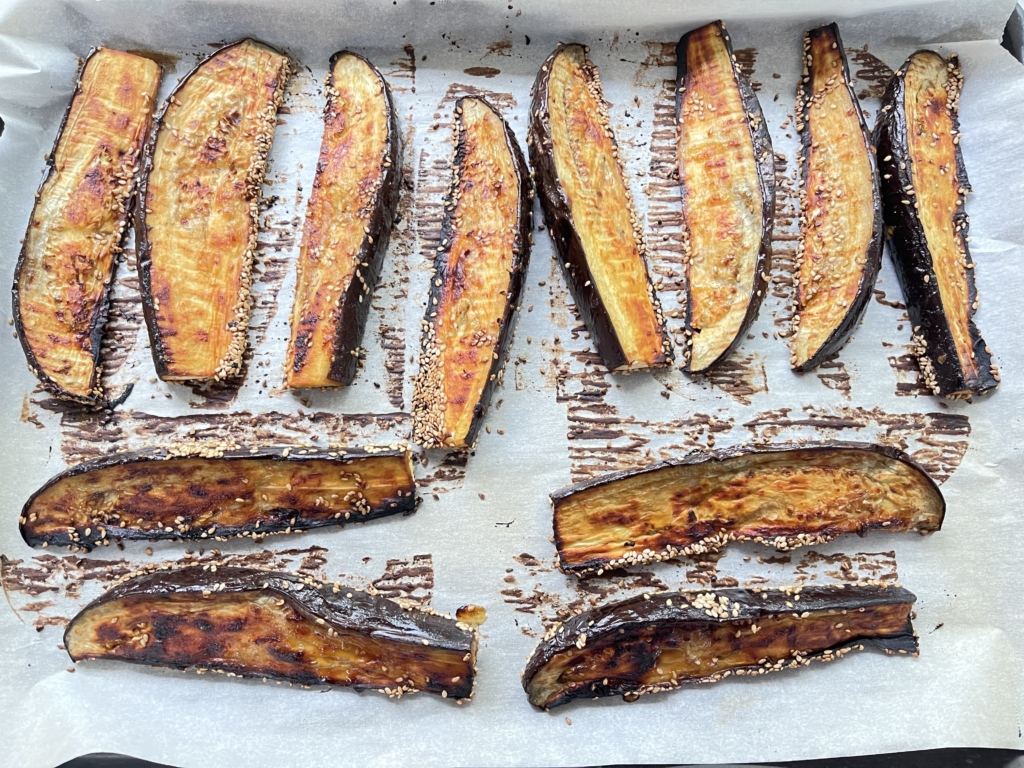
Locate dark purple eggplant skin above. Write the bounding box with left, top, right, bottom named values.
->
left=676, top=21, right=775, bottom=374
left=873, top=51, right=997, bottom=398
left=523, top=584, right=917, bottom=709
left=290, top=50, right=402, bottom=387
left=794, top=23, right=883, bottom=373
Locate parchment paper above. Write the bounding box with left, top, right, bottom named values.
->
left=2, top=1, right=1024, bottom=765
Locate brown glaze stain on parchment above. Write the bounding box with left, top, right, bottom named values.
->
left=371, top=554, right=434, bottom=604
left=733, top=47, right=761, bottom=92
left=439, top=83, right=516, bottom=112
left=889, top=350, right=932, bottom=398
left=385, top=45, right=416, bottom=93
left=794, top=550, right=899, bottom=584
left=98, top=248, right=143, bottom=393
left=769, top=151, right=801, bottom=334
left=699, top=353, right=768, bottom=405
left=463, top=67, right=501, bottom=79
left=816, top=354, right=852, bottom=400
left=485, top=41, right=513, bottom=57
left=846, top=47, right=894, bottom=101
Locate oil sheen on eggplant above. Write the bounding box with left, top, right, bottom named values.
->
left=65, top=566, right=478, bottom=699
left=138, top=39, right=290, bottom=383
left=874, top=51, right=998, bottom=398
left=286, top=52, right=401, bottom=388
left=13, top=49, right=161, bottom=405
left=676, top=21, right=775, bottom=373
left=552, top=442, right=943, bottom=575
left=791, top=24, right=882, bottom=371
left=412, top=97, right=531, bottom=450
left=530, top=44, right=671, bottom=372
left=523, top=584, right=917, bottom=708
left=20, top=446, right=416, bottom=551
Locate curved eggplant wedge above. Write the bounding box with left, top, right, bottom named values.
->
left=13, top=48, right=161, bottom=406
left=286, top=52, right=401, bottom=388
left=412, top=97, right=531, bottom=450
left=874, top=51, right=998, bottom=398
left=65, top=566, right=478, bottom=700
left=676, top=21, right=775, bottom=373
left=523, top=584, right=917, bottom=709
left=551, top=442, right=944, bottom=575
left=530, top=44, right=671, bottom=373
left=791, top=24, right=883, bottom=372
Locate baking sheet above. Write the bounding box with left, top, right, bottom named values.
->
left=1, top=0, right=1024, bottom=765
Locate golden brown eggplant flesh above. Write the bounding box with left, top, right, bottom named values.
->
left=874, top=51, right=998, bottom=398
left=20, top=446, right=416, bottom=551
left=676, top=21, right=775, bottom=373
left=530, top=44, right=671, bottom=372
left=138, top=39, right=290, bottom=383
left=13, top=48, right=161, bottom=405
left=523, top=584, right=917, bottom=709
left=412, top=97, right=531, bottom=450
left=286, top=52, right=401, bottom=388
left=552, top=442, right=944, bottom=575
left=792, top=24, right=883, bottom=371
left=65, top=566, right=477, bottom=699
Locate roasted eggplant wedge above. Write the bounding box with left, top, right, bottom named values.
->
left=676, top=22, right=775, bottom=373
left=20, top=446, right=415, bottom=551
left=791, top=24, right=883, bottom=371
left=874, top=51, right=998, bottom=397
left=65, top=566, right=477, bottom=699
left=552, top=442, right=943, bottom=575
left=412, top=97, right=531, bottom=450
left=138, top=39, right=290, bottom=383
left=13, top=48, right=161, bottom=405
left=530, top=44, right=671, bottom=372
left=523, top=584, right=917, bottom=709
left=286, top=52, right=401, bottom=388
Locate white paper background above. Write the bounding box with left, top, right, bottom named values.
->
left=1, top=1, right=1024, bottom=766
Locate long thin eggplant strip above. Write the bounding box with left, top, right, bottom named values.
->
left=552, top=442, right=943, bottom=575
left=66, top=567, right=478, bottom=700
left=286, top=51, right=401, bottom=388
left=412, top=97, right=531, bottom=450
left=138, top=39, right=290, bottom=383
left=13, top=49, right=161, bottom=405
left=523, top=584, right=917, bottom=709
left=20, top=446, right=416, bottom=551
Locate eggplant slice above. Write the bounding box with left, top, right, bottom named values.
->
left=552, top=442, right=943, bottom=575
left=138, top=39, right=290, bottom=383
left=20, top=446, right=415, bottom=551
left=874, top=51, right=997, bottom=398
left=65, top=566, right=478, bottom=700
left=791, top=24, right=883, bottom=371
left=412, top=97, right=531, bottom=450
left=523, top=584, right=917, bottom=709
left=676, top=21, right=775, bottom=373
left=530, top=44, right=671, bottom=372
left=286, top=52, right=401, bottom=388
left=13, top=49, right=161, bottom=405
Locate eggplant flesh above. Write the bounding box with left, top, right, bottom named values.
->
left=792, top=24, right=883, bottom=372
left=874, top=51, right=997, bottom=398
left=20, top=447, right=416, bottom=551
left=412, top=97, right=531, bottom=450
left=551, top=443, right=944, bottom=575
left=13, top=49, right=161, bottom=405
left=523, top=584, right=916, bottom=709
left=138, top=39, right=290, bottom=383
left=676, top=21, right=774, bottom=374
left=286, top=52, right=401, bottom=388
left=530, top=44, right=671, bottom=372
left=65, top=567, right=477, bottom=699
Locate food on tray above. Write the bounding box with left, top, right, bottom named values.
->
left=676, top=21, right=775, bottom=373
left=530, top=43, right=671, bottom=372
left=791, top=24, right=883, bottom=371
left=138, top=39, right=290, bottom=383
left=523, top=583, right=917, bottom=709
left=20, top=446, right=415, bottom=551
left=412, top=97, right=531, bottom=450
left=874, top=50, right=998, bottom=398
left=551, top=442, right=944, bottom=575
left=12, top=48, right=161, bottom=405
left=65, top=566, right=477, bottom=699
left=286, top=51, right=401, bottom=388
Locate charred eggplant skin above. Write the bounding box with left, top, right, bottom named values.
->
left=65, top=566, right=477, bottom=699
left=874, top=51, right=997, bottom=397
